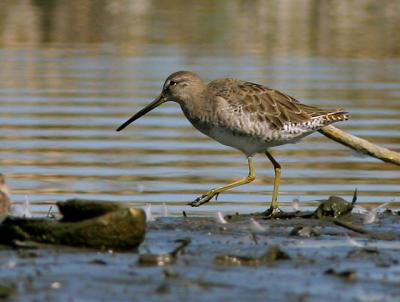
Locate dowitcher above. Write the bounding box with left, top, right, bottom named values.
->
left=117, top=71, right=349, bottom=216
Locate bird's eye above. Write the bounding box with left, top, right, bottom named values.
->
left=169, top=80, right=177, bottom=87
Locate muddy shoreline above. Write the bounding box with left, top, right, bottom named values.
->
left=1, top=209, right=399, bottom=301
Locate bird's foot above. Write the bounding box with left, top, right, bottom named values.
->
left=188, top=192, right=217, bottom=207
left=261, top=206, right=282, bottom=218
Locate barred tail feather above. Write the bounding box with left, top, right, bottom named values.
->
left=315, top=110, right=350, bottom=126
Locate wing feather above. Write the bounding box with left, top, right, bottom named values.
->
left=209, top=79, right=347, bottom=133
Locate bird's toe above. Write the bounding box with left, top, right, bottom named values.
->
left=188, top=194, right=213, bottom=207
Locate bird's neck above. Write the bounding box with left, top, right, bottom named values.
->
left=179, top=91, right=211, bottom=123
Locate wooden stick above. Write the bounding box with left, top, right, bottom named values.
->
left=319, top=125, right=400, bottom=166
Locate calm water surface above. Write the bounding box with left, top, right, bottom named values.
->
left=0, top=1, right=399, bottom=215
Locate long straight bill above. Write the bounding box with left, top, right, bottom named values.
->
left=116, top=95, right=165, bottom=131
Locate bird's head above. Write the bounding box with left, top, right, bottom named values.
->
left=116, top=71, right=204, bottom=131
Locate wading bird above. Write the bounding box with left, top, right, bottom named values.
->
left=117, top=71, right=348, bottom=216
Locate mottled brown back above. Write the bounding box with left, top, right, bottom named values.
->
left=208, top=79, right=348, bottom=131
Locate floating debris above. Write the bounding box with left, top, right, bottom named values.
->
left=346, top=247, right=379, bottom=259
left=154, top=282, right=170, bottom=295
left=249, top=217, right=267, bottom=232
left=89, top=259, right=108, bottom=266
left=138, top=252, right=175, bottom=266
left=50, top=281, right=62, bottom=289
left=137, top=238, right=191, bottom=266
left=314, top=189, right=357, bottom=219
left=290, top=226, right=321, bottom=237
left=162, top=203, right=169, bottom=217
left=215, top=245, right=290, bottom=266
left=16, top=250, right=39, bottom=258
left=216, top=211, right=228, bottom=224
left=362, top=202, right=391, bottom=224
left=344, top=234, right=364, bottom=248
left=291, top=198, right=300, bottom=211
left=324, top=268, right=357, bottom=281
left=144, top=204, right=155, bottom=222
left=46, top=206, right=56, bottom=219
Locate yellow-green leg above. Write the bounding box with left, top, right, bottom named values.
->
left=189, top=157, right=256, bottom=207
left=263, top=151, right=282, bottom=216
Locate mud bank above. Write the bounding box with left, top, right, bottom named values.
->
left=0, top=210, right=399, bottom=301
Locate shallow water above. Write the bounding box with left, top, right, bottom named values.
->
left=0, top=0, right=399, bottom=215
